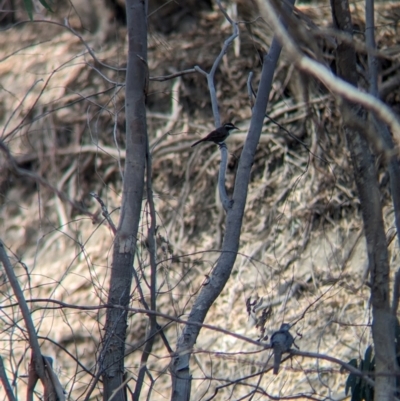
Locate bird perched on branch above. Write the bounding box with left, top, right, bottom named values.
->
left=191, top=122, right=238, bottom=147
left=270, top=323, right=294, bottom=374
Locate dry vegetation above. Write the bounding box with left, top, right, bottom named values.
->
left=1, top=0, right=400, bottom=399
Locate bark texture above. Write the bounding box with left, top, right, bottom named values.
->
left=169, top=1, right=295, bottom=399
left=101, top=1, right=148, bottom=400
left=330, top=0, right=398, bottom=399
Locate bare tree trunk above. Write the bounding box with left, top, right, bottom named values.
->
left=330, top=0, right=398, bottom=399
left=169, top=2, right=295, bottom=400
left=101, top=1, right=148, bottom=400
left=365, top=0, right=400, bottom=249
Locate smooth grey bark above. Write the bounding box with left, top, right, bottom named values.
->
left=194, top=1, right=238, bottom=213
left=0, top=356, right=16, bottom=401
left=170, top=2, right=295, bottom=400
left=194, top=1, right=238, bottom=130
left=101, top=1, right=148, bottom=400
left=218, top=143, right=232, bottom=211
left=0, top=240, right=61, bottom=401
left=365, top=0, right=400, bottom=250
left=132, top=128, right=158, bottom=401
left=330, top=0, right=398, bottom=399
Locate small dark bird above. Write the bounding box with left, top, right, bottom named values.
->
left=191, top=122, right=239, bottom=147
left=270, top=323, right=294, bottom=375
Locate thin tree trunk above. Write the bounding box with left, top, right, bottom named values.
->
left=330, top=0, right=398, bottom=399
left=101, top=1, right=148, bottom=400
left=365, top=0, right=400, bottom=250
left=169, top=2, right=295, bottom=399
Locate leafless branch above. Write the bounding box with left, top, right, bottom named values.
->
left=132, top=123, right=160, bottom=400
left=0, top=140, right=94, bottom=218
left=257, top=0, right=400, bottom=148
left=0, top=240, right=62, bottom=400
left=90, top=193, right=117, bottom=234
left=150, top=68, right=197, bottom=81
left=0, top=356, right=16, bottom=401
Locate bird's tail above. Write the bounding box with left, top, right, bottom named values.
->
left=273, top=350, right=281, bottom=375
left=191, top=139, right=205, bottom=147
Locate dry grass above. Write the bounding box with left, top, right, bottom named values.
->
left=1, top=1, right=400, bottom=400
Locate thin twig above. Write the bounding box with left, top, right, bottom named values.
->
left=0, top=140, right=94, bottom=218
left=150, top=68, right=197, bottom=81
left=90, top=193, right=117, bottom=234
left=132, top=124, right=160, bottom=400
left=0, top=356, right=16, bottom=401
left=0, top=241, right=54, bottom=399
left=257, top=0, right=400, bottom=148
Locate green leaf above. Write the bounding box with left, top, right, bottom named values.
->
left=350, top=382, right=362, bottom=401
left=345, top=348, right=376, bottom=401
left=345, top=376, right=353, bottom=395
left=38, top=0, right=53, bottom=12
left=23, top=0, right=53, bottom=19
left=23, top=0, right=33, bottom=20
left=365, top=385, right=373, bottom=401
left=348, top=358, right=358, bottom=368
left=359, top=347, right=374, bottom=401
left=364, top=346, right=373, bottom=370
left=345, top=361, right=359, bottom=396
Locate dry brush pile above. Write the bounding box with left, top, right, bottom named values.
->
left=1, top=0, right=400, bottom=399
